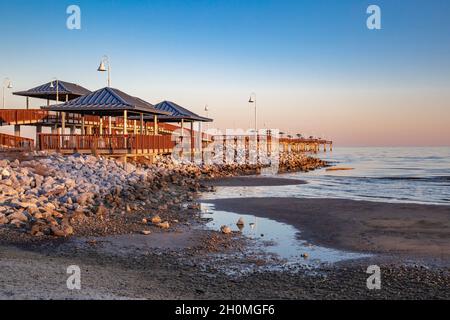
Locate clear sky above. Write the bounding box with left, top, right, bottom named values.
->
left=1, top=0, right=449, bottom=146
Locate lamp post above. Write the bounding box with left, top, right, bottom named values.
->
left=2, top=78, right=13, bottom=109
left=97, top=55, right=111, bottom=87
left=98, top=56, right=112, bottom=134
left=248, top=92, right=256, bottom=136
left=204, top=104, right=209, bottom=132
left=49, top=78, right=59, bottom=104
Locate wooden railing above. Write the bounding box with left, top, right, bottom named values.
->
left=0, top=109, right=101, bottom=125
left=38, top=134, right=176, bottom=155
left=131, top=134, right=176, bottom=154
left=39, top=134, right=129, bottom=152
left=0, top=133, right=34, bottom=150
left=0, top=109, right=50, bottom=124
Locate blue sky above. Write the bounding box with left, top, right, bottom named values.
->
left=1, top=0, right=449, bottom=145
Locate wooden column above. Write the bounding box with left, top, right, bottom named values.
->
left=99, top=117, right=103, bottom=135
left=180, top=119, right=184, bottom=158
left=123, top=110, right=128, bottom=134
left=197, top=122, right=202, bottom=161
left=81, top=116, right=85, bottom=135
left=190, top=121, right=194, bottom=162
left=26, top=97, right=29, bottom=110
left=133, top=120, right=137, bottom=134
left=14, top=125, right=20, bottom=137
left=35, top=126, right=42, bottom=148
left=153, top=115, right=158, bottom=135
left=108, top=116, right=112, bottom=134
left=140, top=113, right=144, bottom=135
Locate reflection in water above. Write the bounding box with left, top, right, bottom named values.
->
left=201, top=203, right=369, bottom=266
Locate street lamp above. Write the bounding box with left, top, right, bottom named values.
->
left=204, top=104, right=209, bottom=131
left=49, top=77, right=59, bottom=104
left=248, top=92, right=257, bottom=136
left=97, top=55, right=111, bottom=87
left=2, top=78, right=12, bottom=109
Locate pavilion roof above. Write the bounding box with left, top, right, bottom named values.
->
left=13, top=80, right=91, bottom=101
left=42, top=87, right=170, bottom=116
left=152, top=100, right=213, bottom=122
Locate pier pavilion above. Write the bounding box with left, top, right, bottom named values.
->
left=38, top=87, right=177, bottom=157
left=129, top=100, right=213, bottom=161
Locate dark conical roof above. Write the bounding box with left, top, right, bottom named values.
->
left=13, top=80, right=91, bottom=101
left=153, top=100, right=213, bottom=122
left=42, top=87, right=170, bottom=116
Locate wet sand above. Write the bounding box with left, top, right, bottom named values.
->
left=205, top=176, right=306, bottom=187
left=206, top=197, right=450, bottom=259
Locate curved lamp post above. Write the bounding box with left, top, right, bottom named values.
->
left=97, top=55, right=111, bottom=87
left=248, top=92, right=257, bottom=135
left=98, top=56, right=112, bottom=134
left=2, top=78, right=13, bottom=109
left=49, top=77, right=59, bottom=104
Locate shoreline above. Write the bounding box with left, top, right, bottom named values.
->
left=204, top=196, right=450, bottom=261
left=1, top=152, right=450, bottom=299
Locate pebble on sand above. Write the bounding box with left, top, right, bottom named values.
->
left=221, top=225, right=232, bottom=234
left=151, top=215, right=162, bottom=224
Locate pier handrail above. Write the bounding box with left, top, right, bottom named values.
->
left=0, top=133, right=34, bottom=151
left=38, top=133, right=176, bottom=155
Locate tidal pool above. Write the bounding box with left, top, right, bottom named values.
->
left=200, top=202, right=370, bottom=267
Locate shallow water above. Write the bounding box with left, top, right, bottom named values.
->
left=200, top=147, right=449, bottom=265
left=203, top=147, right=450, bottom=205
left=200, top=203, right=369, bottom=266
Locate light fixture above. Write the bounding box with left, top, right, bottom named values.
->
left=97, top=55, right=111, bottom=87
left=2, top=78, right=13, bottom=109
left=97, top=60, right=107, bottom=72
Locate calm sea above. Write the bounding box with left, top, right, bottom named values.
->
left=204, top=147, right=450, bottom=205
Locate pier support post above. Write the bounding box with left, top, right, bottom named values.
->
left=123, top=110, right=128, bottom=149
left=197, top=122, right=202, bottom=163
left=190, top=121, right=194, bottom=162
left=153, top=115, right=158, bottom=135
left=35, top=125, right=42, bottom=148
left=14, top=125, right=20, bottom=137
left=81, top=116, right=85, bottom=135
left=109, top=116, right=112, bottom=135
left=61, top=112, right=66, bottom=135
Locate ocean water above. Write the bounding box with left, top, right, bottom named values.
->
left=203, top=147, right=450, bottom=206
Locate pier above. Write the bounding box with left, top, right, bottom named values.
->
left=0, top=80, right=332, bottom=159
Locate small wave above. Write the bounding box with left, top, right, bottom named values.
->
left=373, top=176, right=450, bottom=182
